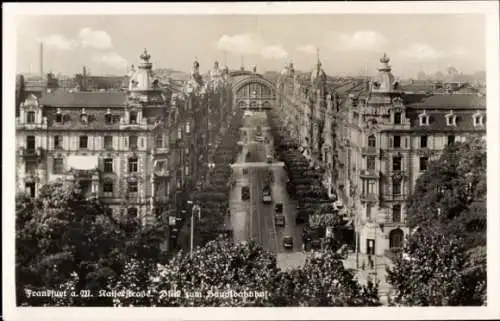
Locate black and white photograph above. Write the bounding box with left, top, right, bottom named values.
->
left=3, top=2, right=500, bottom=320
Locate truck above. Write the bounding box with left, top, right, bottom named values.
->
left=262, top=186, right=272, bottom=204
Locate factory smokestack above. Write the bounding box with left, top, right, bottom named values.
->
left=39, top=42, right=44, bottom=90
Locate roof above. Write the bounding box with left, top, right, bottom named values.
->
left=40, top=90, right=127, bottom=108
left=406, top=109, right=486, bottom=132
left=404, top=93, right=486, bottom=110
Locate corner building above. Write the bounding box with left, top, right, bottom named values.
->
left=336, top=54, right=486, bottom=256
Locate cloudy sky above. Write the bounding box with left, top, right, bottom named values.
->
left=15, top=14, right=485, bottom=78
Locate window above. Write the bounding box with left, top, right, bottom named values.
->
left=393, top=180, right=401, bottom=195
left=419, top=157, right=428, bottom=171
left=128, top=207, right=138, bottom=218
left=26, top=136, right=35, bottom=150
left=392, top=205, right=402, bottom=223
left=105, top=114, right=112, bottom=125
left=473, top=114, right=484, bottom=127
left=420, top=135, right=428, bottom=148
left=366, top=204, right=372, bottom=220
left=185, top=122, right=191, bottom=133
left=79, top=136, right=88, bottom=149
left=185, top=166, right=190, bottom=176
left=392, top=156, right=402, bottom=171
left=104, top=158, right=113, bottom=173
left=80, top=114, right=88, bottom=124
left=368, top=135, right=376, bottom=148
left=155, top=135, right=163, bottom=148
left=393, top=136, right=401, bottom=148
left=419, top=113, right=429, bottom=126
left=128, top=157, right=138, bottom=173
left=54, top=136, right=62, bottom=149
left=446, top=113, right=456, bottom=126
left=394, top=112, right=402, bottom=125
left=26, top=111, right=35, bottom=124
left=367, top=156, right=376, bottom=170
left=448, top=135, right=455, bottom=146
left=25, top=160, right=36, bottom=173
left=128, top=181, right=138, bottom=193
left=103, top=181, right=113, bottom=195
left=129, top=111, right=137, bottom=124
left=53, top=158, right=64, bottom=174
left=55, top=113, right=63, bottom=123
left=177, top=128, right=182, bottom=139
left=129, top=135, right=138, bottom=149
left=104, top=135, right=113, bottom=149
left=25, top=182, right=36, bottom=198
left=112, top=115, right=120, bottom=123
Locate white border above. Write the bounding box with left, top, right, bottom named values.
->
left=3, top=2, right=500, bottom=321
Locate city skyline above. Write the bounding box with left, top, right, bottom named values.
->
left=16, top=14, right=485, bottom=78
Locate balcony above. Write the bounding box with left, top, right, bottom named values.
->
left=361, top=147, right=379, bottom=155
left=153, top=147, right=170, bottom=155
left=360, top=193, right=378, bottom=203
left=359, top=169, right=380, bottom=179
left=384, top=193, right=407, bottom=202
left=18, top=147, right=43, bottom=159
left=154, top=169, right=171, bottom=178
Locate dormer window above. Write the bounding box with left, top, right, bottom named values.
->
left=80, top=108, right=88, bottom=124
left=129, top=111, right=137, bottom=124
left=446, top=111, right=457, bottom=126
left=26, top=111, right=35, bottom=124
left=394, top=112, right=402, bottom=125
left=473, top=112, right=484, bottom=127
left=55, top=108, right=62, bottom=123
left=419, top=110, right=430, bottom=126
left=105, top=108, right=112, bottom=125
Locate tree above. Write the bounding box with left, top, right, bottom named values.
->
left=387, top=228, right=469, bottom=306
left=112, top=239, right=380, bottom=307
left=388, top=136, right=486, bottom=306
left=16, top=179, right=170, bottom=306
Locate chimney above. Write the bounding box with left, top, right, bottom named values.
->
left=39, top=42, right=44, bottom=89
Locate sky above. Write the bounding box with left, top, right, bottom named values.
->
left=15, top=14, right=486, bottom=78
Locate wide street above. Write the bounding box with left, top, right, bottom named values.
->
left=229, top=111, right=304, bottom=261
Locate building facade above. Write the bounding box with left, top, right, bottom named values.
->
left=335, top=54, right=486, bottom=256
left=275, top=53, right=486, bottom=256
left=15, top=50, right=233, bottom=231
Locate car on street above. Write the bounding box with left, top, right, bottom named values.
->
left=262, top=186, right=272, bottom=203
left=266, top=155, right=273, bottom=163
left=275, top=214, right=285, bottom=227
left=274, top=203, right=283, bottom=213
left=241, top=186, right=250, bottom=200
left=283, top=236, right=293, bottom=249
left=255, top=135, right=264, bottom=142
left=242, top=167, right=248, bottom=175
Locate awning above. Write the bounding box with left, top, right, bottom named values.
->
left=67, top=155, right=99, bottom=171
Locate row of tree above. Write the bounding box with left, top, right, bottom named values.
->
left=266, top=110, right=338, bottom=242
left=190, top=108, right=245, bottom=244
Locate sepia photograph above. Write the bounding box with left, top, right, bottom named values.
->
left=3, top=2, right=500, bottom=320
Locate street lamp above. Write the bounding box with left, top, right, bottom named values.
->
left=187, top=200, right=201, bottom=258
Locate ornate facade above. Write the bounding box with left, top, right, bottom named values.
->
left=335, top=54, right=486, bottom=256
left=15, top=50, right=233, bottom=232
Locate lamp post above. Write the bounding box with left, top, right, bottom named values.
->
left=187, top=200, right=201, bottom=258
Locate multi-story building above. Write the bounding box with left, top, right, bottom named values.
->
left=335, top=53, right=486, bottom=256
left=16, top=49, right=234, bottom=231
left=276, top=53, right=486, bottom=256
left=276, top=57, right=339, bottom=199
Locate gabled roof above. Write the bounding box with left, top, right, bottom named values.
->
left=40, top=90, right=127, bottom=108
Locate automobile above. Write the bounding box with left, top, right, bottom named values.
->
left=255, top=135, right=264, bottom=142
left=242, top=168, right=248, bottom=175
left=283, top=236, right=293, bottom=249
left=274, top=203, right=283, bottom=213
left=241, top=186, right=250, bottom=200
left=266, top=155, right=273, bottom=163
left=246, top=152, right=251, bottom=162
left=262, top=187, right=272, bottom=203
left=275, top=214, right=285, bottom=227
